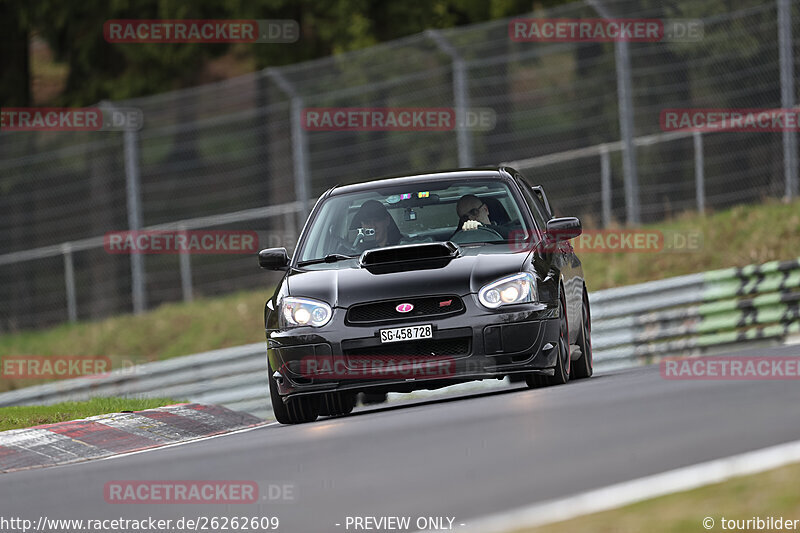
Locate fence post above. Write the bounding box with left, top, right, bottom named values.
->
left=178, top=224, right=193, bottom=302
left=123, top=126, right=146, bottom=314
left=426, top=30, right=473, bottom=167
left=62, top=243, right=77, bottom=322
left=600, top=146, right=612, bottom=227
left=693, top=131, right=706, bottom=213
left=778, top=0, right=798, bottom=199
left=587, top=0, right=640, bottom=225
left=617, top=41, right=640, bottom=225
left=265, top=68, right=311, bottom=231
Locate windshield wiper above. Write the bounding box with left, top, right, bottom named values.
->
left=296, top=254, right=357, bottom=267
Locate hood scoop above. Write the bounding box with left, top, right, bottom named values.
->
left=359, top=242, right=460, bottom=274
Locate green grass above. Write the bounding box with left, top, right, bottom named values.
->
left=0, top=199, right=798, bottom=394
left=514, top=461, right=800, bottom=533
left=0, top=397, right=180, bottom=432
left=0, top=288, right=272, bottom=393
left=581, top=198, right=800, bottom=290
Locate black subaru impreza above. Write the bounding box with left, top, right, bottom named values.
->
left=260, top=167, right=592, bottom=424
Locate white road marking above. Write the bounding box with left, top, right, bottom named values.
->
left=429, top=438, right=800, bottom=533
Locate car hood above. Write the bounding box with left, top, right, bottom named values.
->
left=285, top=245, right=531, bottom=308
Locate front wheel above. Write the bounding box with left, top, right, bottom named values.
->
left=319, top=392, right=356, bottom=417
left=571, top=288, right=593, bottom=379
left=268, top=361, right=320, bottom=424
left=359, top=392, right=388, bottom=405
left=526, top=291, right=570, bottom=388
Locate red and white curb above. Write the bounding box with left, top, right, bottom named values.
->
left=0, top=403, right=263, bottom=473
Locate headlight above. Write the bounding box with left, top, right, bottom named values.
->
left=280, top=297, right=333, bottom=327
left=478, top=272, right=537, bottom=309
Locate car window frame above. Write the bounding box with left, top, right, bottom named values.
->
left=292, top=175, right=536, bottom=267
left=514, top=177, right=549, bottom=230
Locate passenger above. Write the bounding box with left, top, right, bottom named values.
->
left=351, top=200, right=403, bottom=249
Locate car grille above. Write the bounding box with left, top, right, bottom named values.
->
left=343, top=337, right=471, bottom=358
left=346, top=295, right=465, bottom=325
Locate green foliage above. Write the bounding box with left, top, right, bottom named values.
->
left=11, top=0, right=544, bottom=105
left=581, top=199, right=800, bottom=291
left=0, top=397, right=180, bottom=431
left=518, top=462, right=800, bottom=533
left=28, top=0, right=237, bottom=104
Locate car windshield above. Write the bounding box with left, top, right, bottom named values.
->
left=296, top=179, right=531, bottom=263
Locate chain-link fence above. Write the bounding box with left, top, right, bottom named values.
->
left=1, top=0, right=798, bottom=331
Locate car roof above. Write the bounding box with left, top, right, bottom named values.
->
left=328, top=167, right=517, bottom=196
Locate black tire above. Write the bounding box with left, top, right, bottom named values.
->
left=571, top=287, right=593, bottom=379
left=359, top=392, right=388, bottom=405
left=524, top=372, right=549, bottom=388
left=319, top=392, right=356, bottom=417
left=526, top=290, right=570, bottom=388
left=268, top=361, right=320, bottom=424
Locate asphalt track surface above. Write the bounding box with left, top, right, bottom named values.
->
left=2, top=344, right=800, bottom=533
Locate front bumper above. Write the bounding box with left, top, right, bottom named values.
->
left=267, top=295, right=560, bottom=400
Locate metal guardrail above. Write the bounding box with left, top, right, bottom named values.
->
left=592, top=258, right=800, bottom=366
left=0, top=343, right=271, bottom=419
left=1, top=258, right=798, bottom=418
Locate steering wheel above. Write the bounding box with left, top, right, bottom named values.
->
left=450, top=225, right=505, bottom=244
left=328, top=234, right=358, bottom=256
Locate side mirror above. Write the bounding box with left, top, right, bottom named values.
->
left=258, top=248, right=290, bottom=270
left=546, top=217, right=582, bottom=241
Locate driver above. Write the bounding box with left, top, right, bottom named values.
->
left=456, top=194, right=510, bottom=237
left=351, top=200, right=403, bottom=250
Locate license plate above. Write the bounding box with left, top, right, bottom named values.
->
left=379, top=324, right=433, bottom=343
